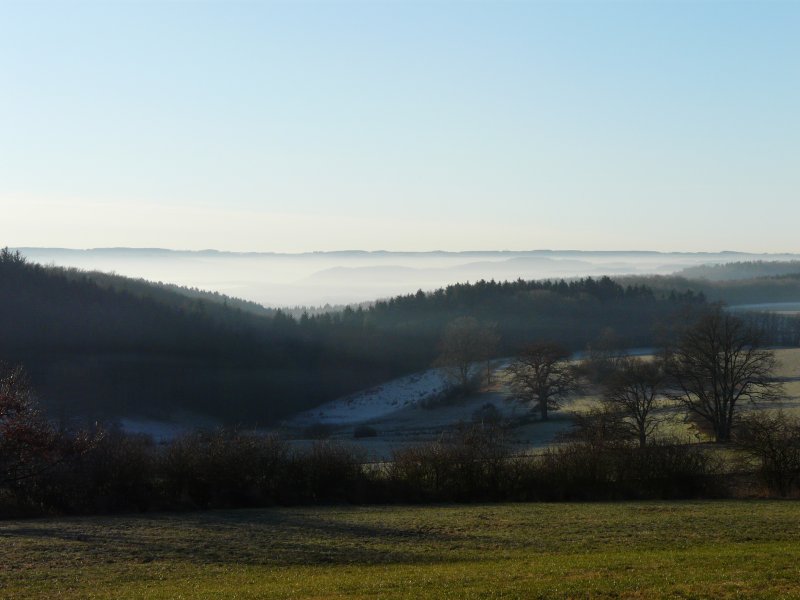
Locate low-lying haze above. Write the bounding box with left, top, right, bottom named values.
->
left=17, top=248, right=800, bottom=307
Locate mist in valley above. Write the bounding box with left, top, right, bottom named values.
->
left=16, top=247, right=800, bottom=308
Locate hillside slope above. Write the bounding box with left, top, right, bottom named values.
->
left=0, top=250, right=350, bottom=423
left=1, top=249, right=709, bottom=426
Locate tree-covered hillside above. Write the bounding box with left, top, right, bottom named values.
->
left=1, top=249, right=706, bottom=425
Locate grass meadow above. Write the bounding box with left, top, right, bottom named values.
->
left=2, top=501, right=800, bottom=599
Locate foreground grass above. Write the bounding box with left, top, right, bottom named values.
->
left=2, top=502, right=800, bottom=599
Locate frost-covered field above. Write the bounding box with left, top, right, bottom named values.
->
left=284, top=368, right=454, bottom=427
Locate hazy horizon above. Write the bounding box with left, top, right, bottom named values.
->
left=16, top=246, right=800, bottom=307
left=15, top=245, right=800, bottom=256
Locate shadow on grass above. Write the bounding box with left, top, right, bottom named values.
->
left=0, top=508, right=468, bottom=568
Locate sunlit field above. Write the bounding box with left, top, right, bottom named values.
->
left=755, top=348, right=800, bottom=418
left=2, top=502, right=800, bottom=599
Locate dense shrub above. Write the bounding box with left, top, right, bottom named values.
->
left=532, top=441, right=724, bottom=500
left=389, top=425, right=509, bottom=501
left=286, top=442, right=368, bottom=503
left=160, top=430, right=290, bottom=509
left=612, top=442, right=726, bottom=499
left=737, top=412, right=800, bottom=497
left=31, top=428, right=157, bottom=514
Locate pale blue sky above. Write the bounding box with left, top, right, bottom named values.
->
left=1, top=1, right=798, bottom=252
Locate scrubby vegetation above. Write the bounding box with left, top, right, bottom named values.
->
left=0, top=424, right=736, bottom=517
left=4, top=407, right=800, bottom=518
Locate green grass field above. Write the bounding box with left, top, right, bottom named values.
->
left=2, top=502, right=800, bottom=599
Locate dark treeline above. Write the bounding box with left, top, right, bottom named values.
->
left=304, top=278, right=705, bottom=372
left=742, top=312, right=800, bottom=347
left=3, top=249, right=703, bottom=424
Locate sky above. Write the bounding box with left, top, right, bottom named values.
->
left=1, top=0, right=798, bottom=253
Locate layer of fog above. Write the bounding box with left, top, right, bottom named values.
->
left=16, top=248, right=800, bottom=308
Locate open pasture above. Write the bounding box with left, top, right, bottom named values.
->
left=2, top=502, right=800, bottom=599
left=760, top=348, right=800, bottom=418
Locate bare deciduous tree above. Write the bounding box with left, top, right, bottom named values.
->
left=666, top=307, right=783, bottom=443
left=507, top=342, right=576, bottom=421
left=603, top=357, right=666, bottom=447
left=436, top=317, right=499, bottom=389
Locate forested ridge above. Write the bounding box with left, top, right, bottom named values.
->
left=1, top=250, right=707, bottom=424
left=678, top=260, right=800, bottom=281
left=621, top=271, right=800, bottom=305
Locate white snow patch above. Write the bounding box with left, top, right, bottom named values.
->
left=286, top=367, right=455, bottom=426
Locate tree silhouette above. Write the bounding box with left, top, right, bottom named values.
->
left=667, top=307, right=783, bottom=443
left=507, top=342, right=577, bottom=421
left=603, top=357, right=666, bottom=447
